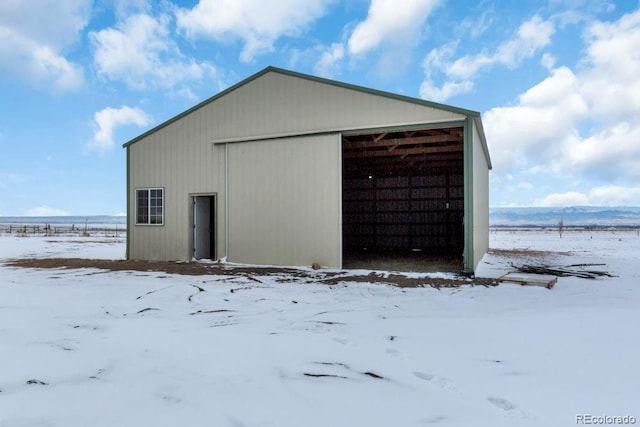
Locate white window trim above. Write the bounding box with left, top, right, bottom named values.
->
left=135, top=187, right=164, bottom=226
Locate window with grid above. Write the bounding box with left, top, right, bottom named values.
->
left=136, top=188, right=164, bottom=225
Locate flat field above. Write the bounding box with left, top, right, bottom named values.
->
left=0, top=229, right=638, bottom=426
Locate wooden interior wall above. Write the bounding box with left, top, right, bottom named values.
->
left=342, top=127, right=464, bottom=255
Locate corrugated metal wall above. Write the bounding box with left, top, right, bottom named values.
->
left=228, top=134, right=341, bottom=267
left=204, top=72, right=464, bottom=141
left=128, top=121, right=227, bottom=261
left=128, top=69, right=473, bottom=265
left=472, top=121, right=490, bottom=270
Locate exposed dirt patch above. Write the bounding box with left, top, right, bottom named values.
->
left=5, top=258, right=296, bottom=276
left=321, top=272, right=496, bottom=288
left=4, top=258, right=496, bottom=289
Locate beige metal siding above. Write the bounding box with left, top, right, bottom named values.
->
left=228, top=134, right=341, bottom=267
left=472, top=121, right=490, bottom=271
left=127, top=69, right=470, bottom=265
left=128, top=120, right=227, bottom=261
left=205, top=72, right=465, bottom=141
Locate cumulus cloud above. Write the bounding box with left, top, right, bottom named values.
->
left=485, top=9, right=640, bottom=206
left=420, top=42, right=474, bottom=101
left=485, top=10, right=640, bottom=172
left=580, top=10, right=640, bottom=124
left=511, top=182, right=534, bottom=192
left=25, top=206, right=70, bottom=216
left=563, top=122, right=640, bottom=181
left=587, top=186, right=640, bottom=206
left=494, top=15, right=555, bottom=67
left=483, top=66, right=588, bottom=171
left=421, top=15, right=555, bottom=101
left=111, top=0, right=151, bottom=18
left=89, top=106, right=152, bottom=151
left=533, top=186, right=640, bottom=207
left=176, top=0, right=331, bottom=62
left=533, top=192, right=590, bottom=207
left=0, top=0, right=89, bottom=90
left=314, top=43, right=345, bottom=77
left=420, top=78, right=473, bottom=103
left=90, top=13, right=217, bottom=91
left=348, top=0, right=441, bottom=56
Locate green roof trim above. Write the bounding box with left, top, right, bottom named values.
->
left=123, top=65, right=484, bottom=148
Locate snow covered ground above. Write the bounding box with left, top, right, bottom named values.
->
left=0, top=230, right=638, bottom=427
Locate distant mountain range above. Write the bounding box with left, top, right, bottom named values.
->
left=1, top=208, right=639, bottom=228
left=490, top=206, right=640, bottom=227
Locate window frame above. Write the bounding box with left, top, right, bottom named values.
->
left=135, top=187, right=164, bottom=226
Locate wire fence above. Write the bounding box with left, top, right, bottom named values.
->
left=0, top=223, right=126, bottom=238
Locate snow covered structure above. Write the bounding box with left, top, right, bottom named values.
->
left=123, top=67, right=491, bottom=273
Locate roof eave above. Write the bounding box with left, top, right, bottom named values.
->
left=473, top=115, right=493, bottom=170
left=122, top=67, right=276, bottom=148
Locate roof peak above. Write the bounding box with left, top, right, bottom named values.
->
left=123, top=65, right=481, bottom=149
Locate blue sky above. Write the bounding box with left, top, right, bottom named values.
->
left=1, top=0, right=639, bottom=216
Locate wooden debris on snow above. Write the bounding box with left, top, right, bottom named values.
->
left=512, top=263, right=613, bottom=279
left=497, top=272, right=558, bottom=289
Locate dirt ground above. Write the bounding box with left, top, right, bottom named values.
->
left=4, top=257, right=497, bottom=289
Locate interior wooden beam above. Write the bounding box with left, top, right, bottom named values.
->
left=373, top=132, right=388, bottom=142
left=345, top=153, right=463, bottom=168
left=344, top=127, right=462, bottom=141
left=343, top=143, right=462, bottom=159
left=344, top=134, right=462, bottom=150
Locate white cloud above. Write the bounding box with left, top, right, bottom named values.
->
left=348, top=0, right=441, bottom=56
left=0, top=0, right=90, bottom=48
left=486, top=9, right=640, bottom=206
left=587, top=185, right=640, bottom=206
left=541, top=53, right=557, bottom=69
left=25, top=206, right=70, bottom=216
left=420, top=42, right=475, bottom=101
left=517, top=182, right=534, bottom=191
left=533, top=185, right=640, bottom=207
left=314, top=43, right=345, bottom=77
left=176, top=0, right=331, bottom=62
left=483, top=66, right=588, bottom=171
left=492, top=15, right=555, bottom=68
left=563, top=121, right=640, bottom=181
left=445, top=54, right=493, bottom=81
left=0, top=0, right=89, bottom=90
left=89, top=106, right=152, bottom=151
left=533, top=191, right=590, bottom=207
left=420, top=79, right=473, bottom=103
left=90, top=14, right=217, bottom=90
left=421, top=15, right=555, bottom=101
left=484, top=18, right=639, bottom=206
left=580, top=10, right=640, bottom=124
left=110, top=0, right=151, bottom=18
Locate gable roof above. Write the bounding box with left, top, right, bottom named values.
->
left=123, top=67, right=490, bottom=167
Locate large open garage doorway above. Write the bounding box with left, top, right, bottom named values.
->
left=342, top=127, right=464, bottom=272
